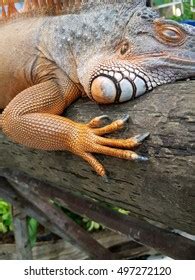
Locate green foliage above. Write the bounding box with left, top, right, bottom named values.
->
left=0, top=200, right=13, bottom=233
left=54, top=202, right=104, bottom=232
left=54, top=201, right=130, bottom=232
left=112, top=207, right=129, bottom=215
left=82, top=207, right=129, bottom=232
left=0, top=199, right=38, bottom=247
left=153, top=0, right=172, bottom=4
left=0, top=198, right=130, bottom=244
left=82, top=218, right=104, bottom=232
left=27, top=217, right=38, bottom=247
left=170, top=2, right=195, bottom=21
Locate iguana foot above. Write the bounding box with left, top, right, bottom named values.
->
left=71, top=116, right=149, bottom=177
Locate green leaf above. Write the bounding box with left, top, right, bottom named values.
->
left=0, top=200, right=13, bottom=233
left=27, top=218, right=38, bottom=247
left=0, top=222, right=7, bottom=233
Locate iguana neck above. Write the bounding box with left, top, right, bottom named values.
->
left=37, top=15, right=78, bottom=84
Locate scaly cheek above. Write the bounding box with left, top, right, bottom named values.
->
left=89, top=64, right=149, bottom=104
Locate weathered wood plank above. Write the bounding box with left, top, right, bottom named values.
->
left=0, top=231, right=151, bottom=260
left=1, top=171, right=194, bottom=259
left=0, top=177, right=117, bottom=259
left=12, top=207, right=32, bottom=260
left=0, top=81, right=195, bottom=234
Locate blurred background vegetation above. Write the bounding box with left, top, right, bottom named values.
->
left=151, top=0, right=195, bottom=20
left=1, top=0, right=195, bottom=21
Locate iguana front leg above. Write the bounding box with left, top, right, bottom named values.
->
left=1, top=79, right=148, bottom=177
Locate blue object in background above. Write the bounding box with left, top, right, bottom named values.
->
left=0, top=3, right=24, bottom=13
left=181, top=20, right=195, bottom=26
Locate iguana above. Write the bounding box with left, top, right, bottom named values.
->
left=0, top=0, right=194, bottom=177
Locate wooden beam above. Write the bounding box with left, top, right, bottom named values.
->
left=1, top=170, right=195, bottom=259
left=0, top=176, right=116, bottom=259
left=12, top=207, right=32, bottom=260
left=0, top=231, right=151, bottom=260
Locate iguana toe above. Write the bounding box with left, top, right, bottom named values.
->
left=95, top=117, right=129, bottom=136
left=87, top=115, right=110, bottom=128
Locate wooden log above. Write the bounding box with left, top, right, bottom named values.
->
left=0, top=80, right=195, bottom=234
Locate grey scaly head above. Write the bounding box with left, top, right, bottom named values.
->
left=67, top=0, right=195, bottom=104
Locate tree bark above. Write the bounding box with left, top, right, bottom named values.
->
left=0, top=81, right=194, bottom=234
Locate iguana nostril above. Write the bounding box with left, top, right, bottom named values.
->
left=91, top=76, right=116, bottom=104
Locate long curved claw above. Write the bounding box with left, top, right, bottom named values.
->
left=133, top=132, right=150, bottom=144
left=87, top=115, right=110, bottom=128
left=98, top=115, right=110, bottom=121
left=121, top=114, right=130, bottom=124
left=133, top=155, right=149, bottom=161
left=95, top=115, right=130, bottom=136
left=102, top=175, right=109, bottom=183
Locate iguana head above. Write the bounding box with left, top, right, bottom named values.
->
left=76, top=0, right=195, bottom=104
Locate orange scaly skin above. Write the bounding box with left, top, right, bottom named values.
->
left=0, top=1, right=151, bottom=177
left=4, top=0, right=195, bottom=176
left=1, top=79, right=141, bottom=177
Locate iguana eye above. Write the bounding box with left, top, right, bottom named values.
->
left=120, top=42, right=129, bottom=55
left=161, top=27, right=183, bottom=43
left=162, top=28, right=180, bottom=40
left=155, top=21, right=186, bottom=46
